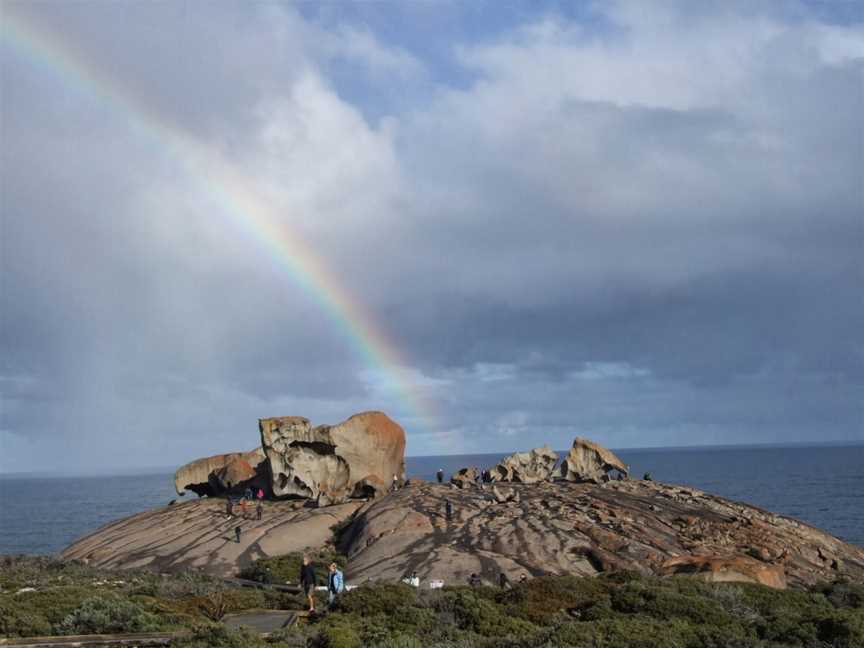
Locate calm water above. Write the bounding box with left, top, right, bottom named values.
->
left=0, top=444, right=861, bottom=555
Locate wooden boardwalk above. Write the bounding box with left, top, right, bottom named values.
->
left=0, top=632, right=181, bottom=647
left=0, top=611, right=310, bottom=646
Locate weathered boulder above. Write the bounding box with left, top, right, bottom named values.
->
left=553, top=437, right=628, bottom=483
left=451, top=467, right=480, bottom=489
left=212, top=458, right=256, bottom=492
left=174, top=448, right=266, bottom=496
left=489, top=446, right=558, bottom=483
left=491, top=485, right=520, bottom=504
left=260, top=411, right=405, bottom=502
left=661, top=555, right=787, bottom=589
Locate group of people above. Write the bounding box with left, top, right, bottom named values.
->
left=300, top=555, right=344, bottom=613
left=225, top=488, right=266, bottom=544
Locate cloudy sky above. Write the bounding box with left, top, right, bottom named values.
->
left=1, top=0, right=862, bottom=474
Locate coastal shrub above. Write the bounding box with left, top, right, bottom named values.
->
left=3, top=586, right=95, bottom=628
left=176, top=587, right=268, bottom=618
left=239, top=549, right=347, bottom=585
left=135, top=570, right=225, bottom=599
left=499, top=575, right=611, bottom=624
left=609, top=579, right=739, bottom=627
left=368, top=634, right=426, bottom=648
left=0, top=600, right=53, bottom=637
left=816, top=580, right=864, bottom=609
left=58, top=596, right=162, bottom=634
left=332, top=583, right=418, bottom=616
left=171, top=622, right=292, bottom=648
left=319, top=618, right=363, bottom=648
left=452, top=589, right=536, bottom=638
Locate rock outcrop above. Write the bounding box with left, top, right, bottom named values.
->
left=489, top=446, right=558, bottom=483
left=451, top=467, right=480, bottom=489
left=338, top=480, right=864, bottom=589
left=260, top=411, right=405, bottom=503
left=553, top=437, right=629, bottom=482
left=62, top=498, right=363, bottom=578
left=174, top=448, right=266, bottom=496
left=661, top=555, right=787, bottom=589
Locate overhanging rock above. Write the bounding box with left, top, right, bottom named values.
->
left=553, top=437, right=629, bottom=483
left=174, top=448, right=266, bottom=496
left=260, top=411, right=406, bottom=502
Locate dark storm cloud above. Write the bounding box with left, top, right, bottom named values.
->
left=1, top=0, right=862, bottom=472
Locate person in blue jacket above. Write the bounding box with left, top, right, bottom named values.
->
left=328, top=562, right=345, bottom=605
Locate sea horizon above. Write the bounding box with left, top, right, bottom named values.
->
left=1, top=438, right=861, bottom=480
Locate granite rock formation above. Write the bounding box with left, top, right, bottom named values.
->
left=260, top=411, right=405, bottom=503
left=62, top=498, right=362, bottom=578
left=553, top=437, right=629, bottom=482
left=660, top=555, right=787, bottom=589
left=339, top=480, right=864, bottom=590
left=489, top=446, right=558, bottom=483
left=451, top=467, right=480, bottom=489
left=174, top=448, right=267, bottom=496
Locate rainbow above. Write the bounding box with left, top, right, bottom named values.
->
left=1, top=10, right=437, bottom=431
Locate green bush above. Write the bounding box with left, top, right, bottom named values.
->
left=172, top=622, right=290, bottom=648
left=499, top=574, right=611, bottom=624
left=452, top=589, right=536, bottom=638
left=58, top=596, right=162, bottom=635
left=239, top=549, right=346, bottom=585
left=0, top=600, right=53, bottom=637
left=332, top=583, right=418, bottom=617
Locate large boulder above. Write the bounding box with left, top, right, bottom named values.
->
left=451, top=467, right=480, bottom=489
left=661, top=555, right=787, bottom=589
left=260, top=411, right=406, bottom=502
left=553, top=437, right=628, bottom=483
left=174, top=448, right=266, bottom=496
left=489, top=446, right=558, bottom=483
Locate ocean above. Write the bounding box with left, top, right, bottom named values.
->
left=0, top=444, right=861, bottom=556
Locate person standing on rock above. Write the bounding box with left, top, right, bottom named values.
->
left=256, top=500, right=263, bottom=521
left=445, top=499, right=453, bottom=521
left=257, top=487, right=264, bottom=502
left=437, top=469, right=444, bottom=484
left=499, top=573, right=510, bottom=589
left=226, top=498, right=233, bottom=518
left=392, top=474, right=399, bottom=491
left=301, top=555, right=317, bottom=613
left=244, top=486, right=253, bottom=501
left=327, top=562, right=344, bottom=605
left=234, top=525, right=241, bottom=544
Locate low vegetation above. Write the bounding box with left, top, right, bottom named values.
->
left=2, top=555, right=862, bottom=647
left=239, top=549, right=347, bottom=586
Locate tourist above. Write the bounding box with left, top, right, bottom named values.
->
left=327, top=562, right=344, bottom=605
left=392, top=474, right=399, bottom=491
left=499, top=573, right=510, bottom=589
left=436, top=468, right=444, bottom=484
left=405, top=570, right=419, bottom=587
left=225, top=498, right=233, bottom=518
left=256, top=501, right=263, bottom=521
left=643, top=472, right=653, bottom=481
left=245, top=486, right=253, bottom=501
left=257, top=487, right=264, bottom=501
left=469, top=573, right=482, bottom=588
left=519, top=574, right=528, bottom=585
left=445, top=499, right=453, bottom=521
left=234, top=526, right=241, bottom=544
left=300, top=555, right=317, bottom=613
